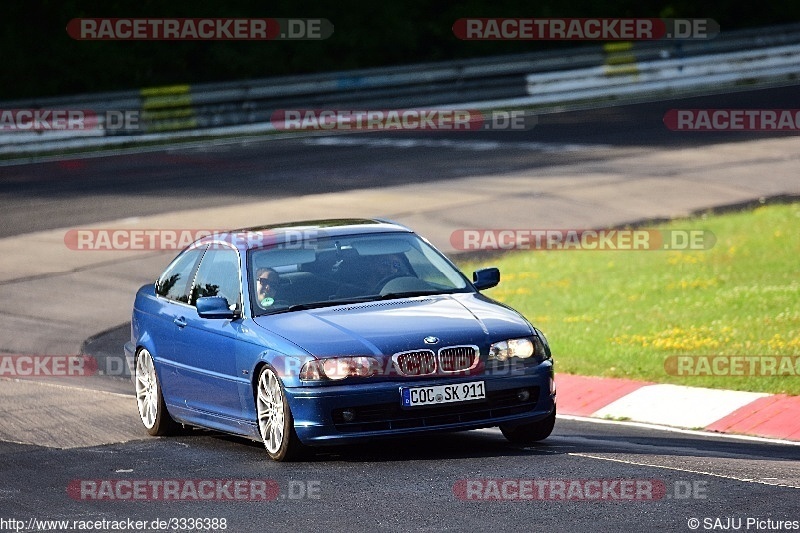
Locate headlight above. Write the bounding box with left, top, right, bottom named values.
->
left=489, top=338, right=533, bottom=361
left=300, top=356, right=379, bottom=381
left=489, top=335, right=550, bottom=363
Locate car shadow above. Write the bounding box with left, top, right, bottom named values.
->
left=180, top=426, right=548, bottom=462
left=178, top=420, right=800, bottom=464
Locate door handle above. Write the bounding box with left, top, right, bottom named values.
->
left=173, top=316, right=187, bottom=328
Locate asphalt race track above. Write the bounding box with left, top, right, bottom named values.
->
left=0, top=419, right=798, bottom=532
left=2, top=86, right=799, bottom=238
left=1, top=87, right=799, bottom=532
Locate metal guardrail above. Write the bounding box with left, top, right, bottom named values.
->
left=2, top=22, right=800, bottom=154
left=524, top=44, right=800, bottom=106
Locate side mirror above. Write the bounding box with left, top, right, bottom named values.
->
left=197, top=296, right=237, bottom=319
left=473, top=267, right=500, bottom=290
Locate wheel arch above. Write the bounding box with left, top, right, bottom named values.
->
left=250, top=352, right=313, bottom=403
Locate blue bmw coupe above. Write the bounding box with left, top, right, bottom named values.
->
left=125, top=219, right=556, bottom=461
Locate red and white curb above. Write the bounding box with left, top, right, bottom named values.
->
left=556, top=375, right=800, bottom=441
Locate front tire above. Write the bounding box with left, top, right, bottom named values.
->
left=135, top=348, right=178, bottom=436
left=500, top=408, right=556, bottom=445
left=256, top=367, right=305, bottom=461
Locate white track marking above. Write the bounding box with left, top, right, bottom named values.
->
left=568, top=452, right=800, bottom=489
left=558, top=414, right=800, bottom=446
left=303, top=136, right=610, bottom=152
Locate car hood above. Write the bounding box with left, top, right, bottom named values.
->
left=251, top=293, right=533, bottom=357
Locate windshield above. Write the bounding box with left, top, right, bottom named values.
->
left=248, top=232, right=472, bottom=315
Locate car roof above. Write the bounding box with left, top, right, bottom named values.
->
left=193, top=218, right=414, bottom=251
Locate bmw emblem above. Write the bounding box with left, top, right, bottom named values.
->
left=423, top=336, right=439, bottom=344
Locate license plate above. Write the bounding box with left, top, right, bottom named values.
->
left=401, top=381, right=486, bottom=407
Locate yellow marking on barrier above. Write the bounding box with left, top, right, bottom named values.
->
left=141, top=94, right=193, bottom=110
left=603, top=42, right=633, bottom=53
left=140, top=85, right=191, bottom=97
left=140, top=85, right=196, bottom=131
left=605, top=54, right=637, bottom=66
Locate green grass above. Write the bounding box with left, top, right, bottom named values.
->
left=455, top=203, right=800, bottom=395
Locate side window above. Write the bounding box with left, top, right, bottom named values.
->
left=190, top=248, right=241, bottom=308
left=156, top=247, right=205, bottom=303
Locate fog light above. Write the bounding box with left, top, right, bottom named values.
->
left=516, top=389, right=530, bottom=402
left=342, top=409, right=356, bottom=423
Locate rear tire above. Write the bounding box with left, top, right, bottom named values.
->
left=500, top=408, right=556, bottom=444
left=135, top=348, right=178, bottom=436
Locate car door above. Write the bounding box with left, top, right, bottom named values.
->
left=153, top=245, right=206, bottom=408
left=171, top=245, right=246, bottom=420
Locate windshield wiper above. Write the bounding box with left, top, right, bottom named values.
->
left=285, top=296, right=384, bottom=312
left=259, top=292, right=452, bottom=316
left=377, top=290, right=449, bottom=300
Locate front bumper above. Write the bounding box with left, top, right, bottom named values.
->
left=285, top=362, right=555, bottom=445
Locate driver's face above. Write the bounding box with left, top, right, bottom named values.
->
left=257, top=272, right=278, bottom=297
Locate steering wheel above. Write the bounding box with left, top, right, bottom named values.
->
left=373, top=274, right=405, bottom=292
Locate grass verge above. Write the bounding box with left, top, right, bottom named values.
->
left=455, top=203, right=800, bottom=395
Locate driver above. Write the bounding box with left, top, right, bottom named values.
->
left=255, top=267, right=280, bottom=308
left=368, top=254, right=408, bottom=290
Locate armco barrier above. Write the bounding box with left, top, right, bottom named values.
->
left=1, top=22, right=800, bottom=155
left=525, top=44, right=800, bottom=106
